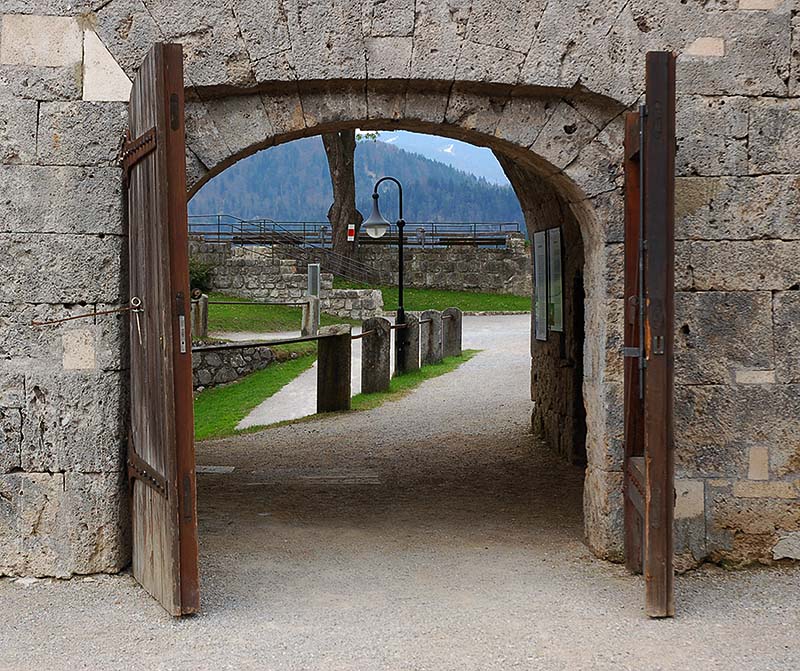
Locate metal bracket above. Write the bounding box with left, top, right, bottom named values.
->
left=127, top=441, right=168, bottom=498
left=623, top=347, right=643, bottom=358
left=121, top=127, right=157, bottom=181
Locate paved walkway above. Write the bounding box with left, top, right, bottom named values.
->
left=1, top=313, right=798, bottom=670
left=219, top=315, right=528, bottom=430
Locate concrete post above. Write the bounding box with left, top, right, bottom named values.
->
left=420, top=310, right=443, bottom=365
left=396, top=312, right=420, bottom=375
left=190, top=294, right=209, bottom=340
left=317, top=324, right=351, bottom=412
left=442, top=307, right=463, bottom=358
left=307, top=263, right=321, bottom=296
left=361, top=317, right=391, bottom=393
left=301, top=296, right=320, bottom=337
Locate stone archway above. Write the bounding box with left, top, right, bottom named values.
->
left=182, top=81, right=628, bottom=559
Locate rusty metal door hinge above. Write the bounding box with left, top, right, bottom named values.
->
left=127, top=440, right=168, bottom=498
left=121, top=127, right=157, bottom=181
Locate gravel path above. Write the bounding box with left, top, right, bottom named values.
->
left=2, top=313, right=798, bottom=670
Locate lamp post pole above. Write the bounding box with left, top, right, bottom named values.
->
left=365, top=177, right=407, bottom=373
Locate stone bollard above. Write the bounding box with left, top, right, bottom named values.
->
left=442, top=307, right=463, bottom=358
left=301, top=295, right=320, bottom=337
left=317, top=324, right=352, bottom=412
left=395, top=312, right=420, bottom=376
left=420, top=310, right=443, bottom=365
left=361, top=317, right=391, bottom=393
left=191, top=293, right=209, bottom=340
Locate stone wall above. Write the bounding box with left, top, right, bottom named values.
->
left=190, top=239, right=384, bottom=321
left=192, top=344, right=275, bottom=390
left=355, top=234, right=531, bottom=296
left=2, top=1, right=800, bottom=578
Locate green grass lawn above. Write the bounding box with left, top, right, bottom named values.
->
left=332, top=280, right=530, bottom=313
left=194, top=354, right=316, bottom=441
left=206, top=292, right=358, bottom=334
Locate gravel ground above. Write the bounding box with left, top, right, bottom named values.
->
left=1, top=314, right=798, bottom=670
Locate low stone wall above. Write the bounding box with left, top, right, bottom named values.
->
left=356, top=234, right=531, bottom=296
left=190, top=239, right=382, bottom=320
left=321, top=289, right=383, bottom=320
left=192, top=344, right=275, bottom=390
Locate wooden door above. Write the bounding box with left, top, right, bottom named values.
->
left=623, top=51, right=676, bottom=618
left=125, top=43, right=199, bottom=616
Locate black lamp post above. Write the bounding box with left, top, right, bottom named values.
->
left=362, top=176, right=407, bottom=372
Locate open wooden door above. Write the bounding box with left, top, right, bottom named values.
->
left=623, top=51, right=676, bottom=618
left=124, top=43, right=199, bottom=616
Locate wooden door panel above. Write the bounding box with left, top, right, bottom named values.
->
left=126, top=43, right=199, bottom=616
left=623, top=51, right=676, bottom=618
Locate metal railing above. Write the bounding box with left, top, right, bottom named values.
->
left=189, top=214, right=377, bottom=284
left=189, top=214, right=521, bottom=249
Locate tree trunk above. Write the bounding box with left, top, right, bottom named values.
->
left=322, top=130, right=363, bottom=274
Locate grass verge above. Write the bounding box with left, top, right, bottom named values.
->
left=194, top=353, right=316, bottom=441
left=332, top=280, right=530, bottom=313
left=207, top=292, right=359, bottom=333
left=350, top=350, right=480, bottom=411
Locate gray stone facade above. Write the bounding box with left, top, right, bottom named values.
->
left=356, top=234, right=531, bottom=296
left=1, top=1, right=799, bottom=577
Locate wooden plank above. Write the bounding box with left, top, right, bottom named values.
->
left=162, top=43, right=200, bottom=615
left=127, top=43, right=198, bottom=617
left=643, top=50, right=676, bottom=619
left=623, top=110, right=645, bottom=575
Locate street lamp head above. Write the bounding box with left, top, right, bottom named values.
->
left=363, top=192, right=391, bottom=239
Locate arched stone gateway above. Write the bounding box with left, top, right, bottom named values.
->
left=1, top=0, right=798, bottom=602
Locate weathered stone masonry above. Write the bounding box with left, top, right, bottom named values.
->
left=1, top=0, right=799, bottom=577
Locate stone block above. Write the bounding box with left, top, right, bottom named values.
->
left=0, top=471, right=129, bottom=577
left=465, top=0, right=544, bottom=54
left=441, top=308, right=463, bottom=359
left=792, top=12, right=800, bottom=96
left=0, top=407, right=22, bottom=473
left=675, top=479, right=705, bottom=519
left=61, top=329, right=96, bottom=371
left=677, top=9, right=790, bottom=96
left=674, top=479, right=707, bottom=568
left=735, top=369, right=776, bottom=385
left=676, top=95, right=748, bottom=176
left=82, top=30, right=132, bottom=102
left=0, top=97, right=37, bottom=163
left=531, top=101, right=598, bottom=172
left=93, top=0, right=164, bottom=77
left=408, top=0, right=469, bottom=80
left=684, top=240, right=800, bottom=291
left=773, top=531, right=800, bottom=560
left=21, top=370, right=126, bottom=473
left=361, top=317, right=391, bottom=394
left=748, top=99, right=800, bottom=174
left=444, top=86, right=510, bottom=137
left=366, top=36, right=412, bottom=79
left=733, top=480, right=798, bottom=499
left=420, top=310, right=443, bottom=366
left=748, top=446, right=770, bottom=481
left=773, top=291, right=800, bottom=384
left=202, top=94, right=275, bottom=159
left=36, top=101, right=127, bottom=166
left=454, top=40, right=525, bottom=85
left=675, top=291, right=774, bottom=385
left=582, top=466, right=624, bottom=561
left=396, top=312, right=419, bottom=375
left=0, top=233, right=123, bottom=304
left=0, top=63, right=82, bottom=101
left=675, top=384, right=800, bottom=478
left=300, top=83, right=366, bottom=130
left=363, top=0, right=415, bottom=37
left=0, top=165, right=123, bottom=235
left=676, top=175, right=800, bottom=241
left=0, top=15, right=82, bottom=67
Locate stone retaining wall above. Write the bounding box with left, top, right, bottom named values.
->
left=192, top=344, right=275, bottom=390
left=356, top=234, right=531, bottom=296
left=322, top=289, right=383, bottom=321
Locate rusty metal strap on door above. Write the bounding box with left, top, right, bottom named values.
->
left=127, top=442, right=168, bottom=498
left=121, top=127, right=157, bottom=179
